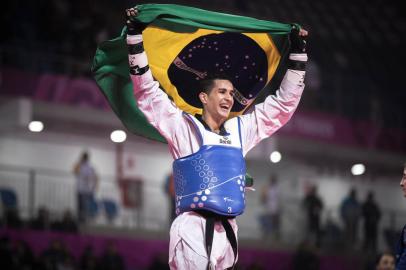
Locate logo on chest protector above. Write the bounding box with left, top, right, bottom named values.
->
left=219, top=136, right=231, bottom=144
left=224, top=197, right=234, bottom=202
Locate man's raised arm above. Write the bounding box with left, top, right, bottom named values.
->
left=239, top=26, right=308, bottom=155
left=125, top=7, right=182, bottom=139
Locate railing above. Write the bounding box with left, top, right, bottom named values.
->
left=1, top=163, right=406, bottom=251
left=0, top=163, right=178, bottom=231
left=0, top=164, right=76, bottom=220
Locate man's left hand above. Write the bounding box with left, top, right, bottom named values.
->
left=290, top=26, right=308, bottom=53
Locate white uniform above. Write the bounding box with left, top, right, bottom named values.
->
left=127, top=35, right=307, bottom=269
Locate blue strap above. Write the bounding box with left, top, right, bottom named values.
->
left=237, top=117, right=243, bottom=149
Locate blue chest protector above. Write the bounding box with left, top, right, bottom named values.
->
left=173, top=114, right=246, bottom=217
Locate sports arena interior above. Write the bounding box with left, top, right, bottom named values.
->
left=1, top=0, right=405, bottom=269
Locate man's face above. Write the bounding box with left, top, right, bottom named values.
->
left=201, top=79, right=234, bottom=122
left=401, top=167, right=406, bottom=197
left=376, top=254, right=395, bottom=270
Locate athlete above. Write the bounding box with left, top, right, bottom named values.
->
left=125, top=7, right=308, bottom=269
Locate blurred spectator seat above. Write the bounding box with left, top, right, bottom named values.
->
left=0, top=187, right=22, bottom=227
left=101, top=199, right=118, bottom=222
left=0, top=188, right=17, bottom=209
left=86, top=196, right=99, bottom=219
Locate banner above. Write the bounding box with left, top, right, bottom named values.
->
left=92, top=4, right=295, bottom=142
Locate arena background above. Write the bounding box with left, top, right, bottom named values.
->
left=1, top=0, right=405, bottom=269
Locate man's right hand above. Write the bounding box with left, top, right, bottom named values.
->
left=126, top=7, right=145, bottom=35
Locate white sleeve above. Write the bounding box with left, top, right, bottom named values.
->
left=239, top=67, right=306, bottom=156
left=127, top=35, right=185, bottom=144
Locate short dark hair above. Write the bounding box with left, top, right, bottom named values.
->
left=374, top=251, right=395, bottom=266
left=198, top=73, right=233, bottom=95
left=81, top=152, right=89, bottom=162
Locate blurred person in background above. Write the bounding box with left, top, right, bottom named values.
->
left=291, top=239, right=320, bottom=270
left=30, top=206, right=51, bottom=231
left=375, top=252, right=395, bottom=270
left=0, top=237, right=35, bottom=270
left=98, top=241, right=125, bottom=270
left=38, top=239, right=75, bottom=270
left=52, top=209, right=78, bottom=233
left=12, top=240, right=35, bottom=270
left=148, top=253, right=171, bottom=270
left=3, top=208, right=22, bottom=229
left=73, top=151, right=98, bottom=224
left=395, top=163, right=406, bottom=269
left=321, top=211, right=343, bottom=251
left=80, top=245, right=98, bottom=270
left=245, top=261, right=266, bottom=270
left=362, top=191, right=381, bottom=254
left=303, top=185, right=323, bottom=247
left=260, top=174, right=281, bottom=241
left=340, top=187, right=361, bottom=250
left=125, top=6, right=308, bottom=270
left=0, top=236, right=13, bottom=269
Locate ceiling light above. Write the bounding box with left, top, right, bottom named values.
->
left=28, top=121, right=44, bottom=132
left=351, top=163, right=365, bottom=176
left=110, top=130, right=127, bottom=143
left=270, top=151, right=282, bottom=163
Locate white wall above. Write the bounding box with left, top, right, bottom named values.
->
left=242, top=155, right=406, bottom=247
left=0, top=131, right=173, bottom=228
left=1, top=131, right=405, bottom=249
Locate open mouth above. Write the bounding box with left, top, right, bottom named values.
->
left=220, top=104, right=230, bottom=111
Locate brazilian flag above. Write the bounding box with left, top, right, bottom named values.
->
left=92, top=4, right=297, bottom=143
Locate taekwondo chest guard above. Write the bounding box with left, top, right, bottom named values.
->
left=173, top=114, right=246, bottom=216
